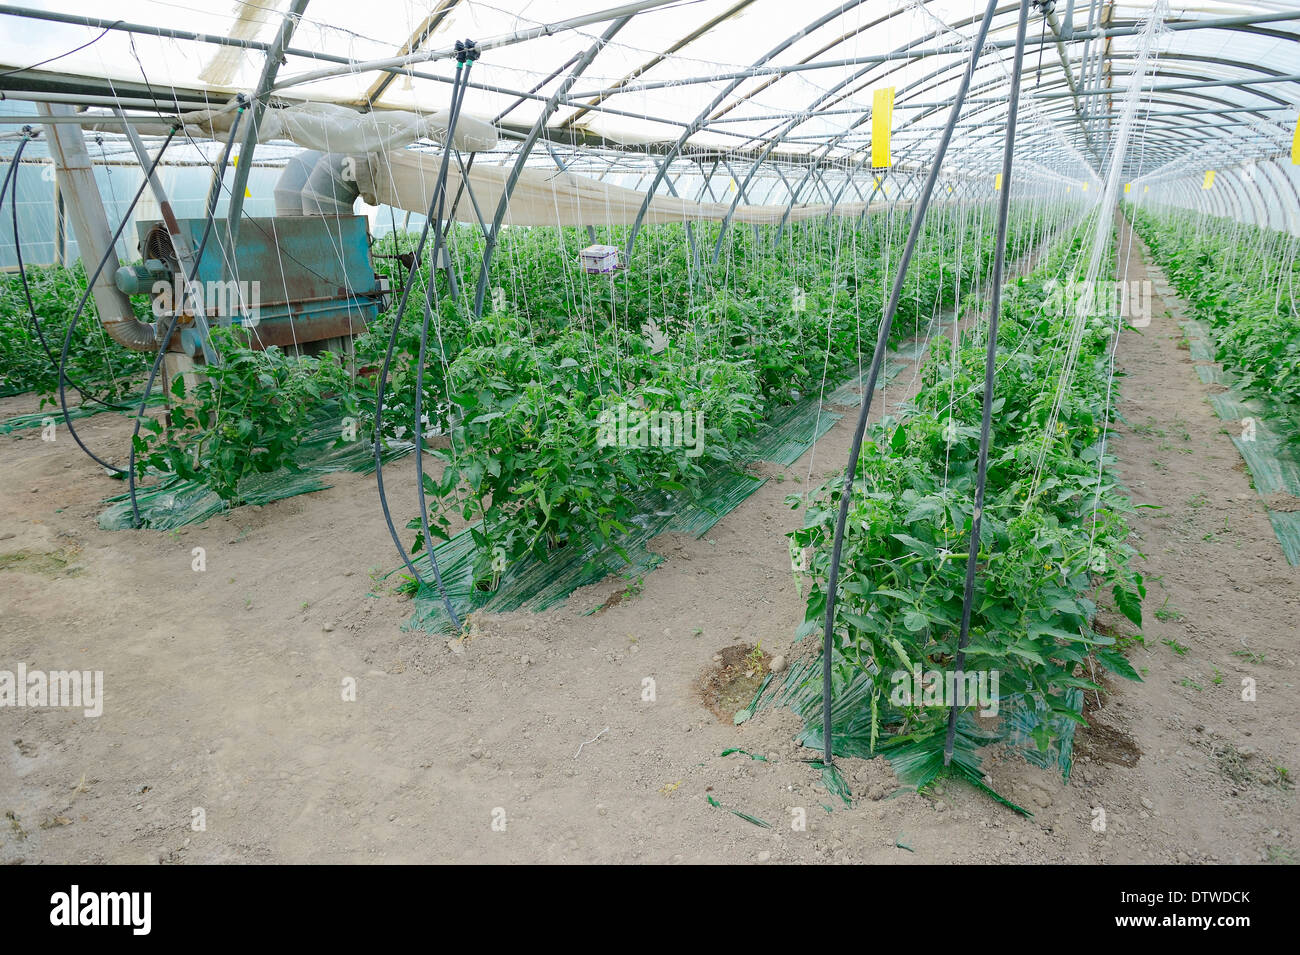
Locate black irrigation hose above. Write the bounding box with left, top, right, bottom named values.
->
left=817, top=0, right=1001, bottom=768
left=942, top=0, right=1032, bottom=767
left=373, top=45, right=478, bottom=633
left=127, top=108, right=245, bottom=528
left=414, top=47, right=475, bottom=628
left=51, top=126, right=180, bottom=475
left=0, top=133, right=21, bottom=213
left=4, top=132, right=132, bottom=412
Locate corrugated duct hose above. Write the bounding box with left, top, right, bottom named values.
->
left=273, top=149, right=361, bottom=216
left=372, top=40, right=480, bottom=634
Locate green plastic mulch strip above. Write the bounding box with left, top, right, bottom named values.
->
left=403, top=457, right=767, bottom=631
left=97, top=402, right=412, bottom=530
left=742, top=396, right=843, bottom=467
left=738, top=650, right=1029, bottom=813
left=877, top=724, right=1031, bottom=816
left=403, top=470, right=764, bottom=631
left=808, top=759, right=853, bottom=807
left=405, top=517, right=667, bottom=630
left=1194, top=365, right=1235, bottom=386
left=0, top=392, right=165, bottom=434
left=888, top=339, right=930, bottom=361
left=705, top=795, right=772, bottom=829
left=1001, top=689, right=1082, bottom=782
left=663, top=469, right=767, bottom=538
left=826, top=359, right=904, bottom=406
left=405, top=362, right=894, bottom=632
left=736, top=653, right=820, bottom=723
left=1209, top=390, right=1264, bottom=423
left=1266, top=510, right=1300, bottom=566
left=98, top=470, right=329, bottom=531
left=1183, top=328, right=1300, bottom=562
left=733, top=673, right=773, bottom=724
left=1231, top=433, right=1300, bottom=498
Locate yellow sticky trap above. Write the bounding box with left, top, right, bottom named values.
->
left=1292, top=114, right=1300, bottom=164
left=728, top=177, right=737, bottom=194
left=1124, top=183, right=1131, bottom=193
left=1144, top=185, right=1150, bottom=193
left=1082, top=182, right=1088, bottom=192
left=1203, top=169, right=1216, bottom=189
left=232, top=153, right=252, bottom=198
left=994, top=172, right=1002, bottom=191
left=871, top=87, right=895, bottom=169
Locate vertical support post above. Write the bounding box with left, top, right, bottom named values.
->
left=35, top=104, right=139, bottom=338
left=119, top=115, right=219, bottom=366
left=473, top=15, right=632, bottom=317
left=942, top=0, right=1031, bottom=768
left=817, top=0, right=1003, bottom=768
left=225, top=0, right=311, bottom=255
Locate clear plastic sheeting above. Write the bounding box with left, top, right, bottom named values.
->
left=0, top=2, right=1297, bottom=229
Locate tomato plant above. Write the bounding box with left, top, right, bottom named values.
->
left=134, top=328, right=351, bottom=505
left=788, top=217, right=1144, bottom=765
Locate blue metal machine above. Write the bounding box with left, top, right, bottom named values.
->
left=115, top=214, right=388, bottom=357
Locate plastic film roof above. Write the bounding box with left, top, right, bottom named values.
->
left=1, top=1, right=1298, bottom=215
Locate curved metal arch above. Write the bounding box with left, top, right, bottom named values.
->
left=1059, top=88, right=1296, bottom=176
left=707, top=12, right=1047, bottom=261
left=968, top=66, right=1296, bottom=165
left=1247, top=163, right=1286, bottom=232
left=1258, top=159, right=1300, bottom=234
left=804, top=37, right=1300, bottom=174
left=1217, top=169, right=1250, bottom=222
left=624, top=0, right=874, bottom=259
left=1096, top=52, right=1300, bottom=104
left=471, top=14, right=633, bottom=318
left=1216, top=175, right=1241, bottom=221
left=705, top=0, right=1023, bottom=127
left=728, top=10, right=1035, bottom=158
left=224, top=0, right=312, bottom=258
left=1227, top=169, right=1267, bottom=227
left=1199, top=175, right=1229, bottom=221
left=1170, top=177, right=1207, bottom=220
left=1229, top=163, right=1272, bottom=229
left=1244, top=165, right=1281, bottom=231
left=627, top=6, right=1300, bottom=198
left=1189, top=172, right=1226, bottom=219
left=559, top=0, right=759, bottom=131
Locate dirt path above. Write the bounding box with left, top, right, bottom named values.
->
left=1, top=224, right=1295, bottom=864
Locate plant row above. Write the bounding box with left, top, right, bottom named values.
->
left=1127, top=205, right=1300, bottom=446
left=786, top=215, right=1146, bottom=772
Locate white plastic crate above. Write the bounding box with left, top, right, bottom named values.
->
left=579, top=244, right=622, bottom=274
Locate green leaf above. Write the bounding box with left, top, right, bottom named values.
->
left=1095, top=648, right=1142, bottom=682
left=901, top=611, right=928, bottom=633
left=891, top=533, right=937, bottom=559
left=1112, top=585, right=1143, bottom=628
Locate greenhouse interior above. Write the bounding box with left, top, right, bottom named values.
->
left=0, top=0, right=1298, bottom=872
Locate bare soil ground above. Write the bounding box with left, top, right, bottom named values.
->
left=1, top=224, right=1295, bottom=864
